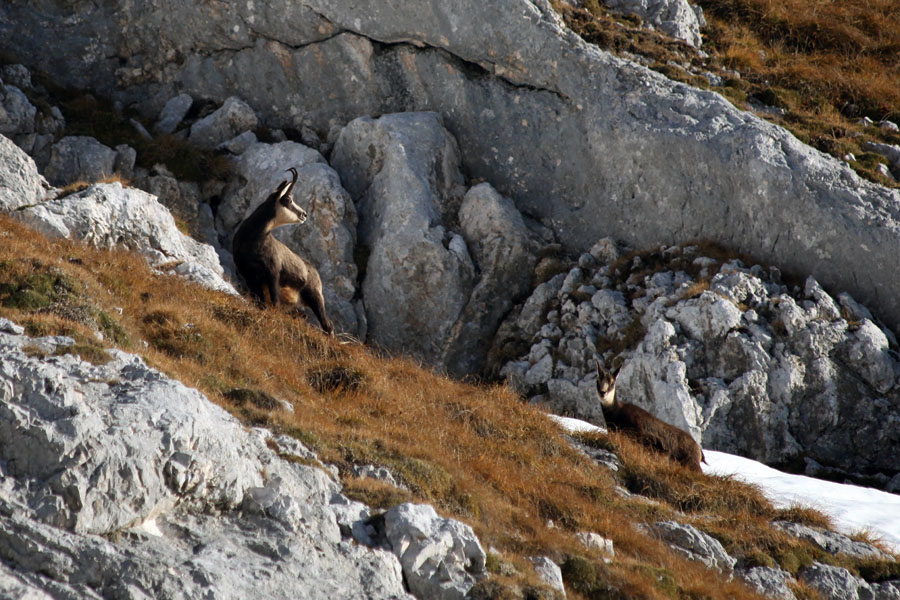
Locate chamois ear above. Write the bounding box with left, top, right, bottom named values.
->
left=595, top=359, right=609, bottom=380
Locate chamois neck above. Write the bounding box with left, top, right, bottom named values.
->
left=237, top=199, right=278, bottom=242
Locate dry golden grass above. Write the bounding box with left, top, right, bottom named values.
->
left=2, top=214, right=892, bottom=598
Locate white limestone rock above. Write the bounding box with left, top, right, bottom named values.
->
left=384, top=503, right=487, bottom=600
left=0, top=133, right=45, bottom=211
left=644, top=521, right=736, bottom=573
left=738, top=567, right=797, bottom=600
left=0, top=323, right=413, bottom=599
left=605, top=0, right=704, bottom=47
left=800, top=563, right=875, bottom=600
left=530, top=556, right=566, bottom=596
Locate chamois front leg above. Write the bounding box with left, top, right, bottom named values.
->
left=267, top=271, right=281, bottom=308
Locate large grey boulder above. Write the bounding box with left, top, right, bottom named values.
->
left=332, top=112, right=474, bottom=363
left=800, top=563, right=875, bottom=600
left=384, top=503, right=487, bottom=600
left=43, top=136, right=118, bottom=187
left=189, top=96, right=258, bottom=149
left=0, top=133, right=45, bottom=211
left=643, top=521, right=736, bottom=573
left=218, top=141, right=361, bottom=334
left=605, top=0, right=703, bottom=47
left=0, top=81, right=36, bottom=136
left=16, top=182, right=238, bottom=296
left=0, top=323, right=413, bottom=599
left=443, top=183, right=539, bottom=376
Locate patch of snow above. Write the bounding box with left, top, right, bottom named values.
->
left=550, top=414, right=900, bottom=552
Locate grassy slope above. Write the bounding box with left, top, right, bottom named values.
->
left=555, top=0, right=900, bottom=188
left=5, top=215, right=900, bottom=599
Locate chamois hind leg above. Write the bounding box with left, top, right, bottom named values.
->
left=301, top=286, right=334, bottom=335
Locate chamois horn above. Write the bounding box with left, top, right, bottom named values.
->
left=276, top=167, right=300, bottom=200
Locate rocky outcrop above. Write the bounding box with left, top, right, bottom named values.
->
left=4, top=0, right=900, bottom=337
left=605, top=0, right=704, bottom=47
left=774, top=521, right=891, bottom=561
left=799, top=563, right=897, bottom=600
left=0, top=134, right=45, bottom=210
left=331, top=112, right=473, bottom=363
left=643, top=521, right=736, bottom=573
left=383, top=503, right=487, bottom=600
left=739, top=567, right=797, bottom=600
left=0, top=320, right=414, bottom=599
left=331, top=112, right=539, bottom=372
left=20, top=182, right=237, bottom=296
left=499, top=241, right=900, bottom=486
left=0, top=134, right=237, bottom=296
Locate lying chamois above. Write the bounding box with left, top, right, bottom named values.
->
left=596, top=362, right=705, bottom=472
left=233, top=167, right=334, bottom=335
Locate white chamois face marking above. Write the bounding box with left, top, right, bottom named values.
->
left=597, top=376, right=616, bottom=408
left=272, top=194, right=307, bottom=228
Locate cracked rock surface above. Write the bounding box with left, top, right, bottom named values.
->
left=0, top=320, right=413, bottom=599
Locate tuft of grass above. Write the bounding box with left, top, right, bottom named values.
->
left=306, top=363, right=367, bottom=394
left=224, top=387, right=282, bottom=411
left=343, top=476, right=416, bottom=511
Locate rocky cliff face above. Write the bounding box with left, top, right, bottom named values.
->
left=3, top=0, right=900, bottom=337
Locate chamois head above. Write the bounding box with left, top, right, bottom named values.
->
left=271, top=167, right=307, bottom=228
left=596, top=360, right=616, bottom=408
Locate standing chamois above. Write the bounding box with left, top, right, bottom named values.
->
left=233, top=167, right=334, bottom=335
left=596, top=361, right=705, bottom=472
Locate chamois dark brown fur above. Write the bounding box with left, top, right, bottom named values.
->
left=233, top=167, right=333, bottom=335
left=596, top=362, right=705, bottom=472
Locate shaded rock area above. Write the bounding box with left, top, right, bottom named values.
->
left=331, top=112, right=539, bottom=368
left=498, top=241, right=900, bottom=487
left=0, top=322, right=414, bottom=599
